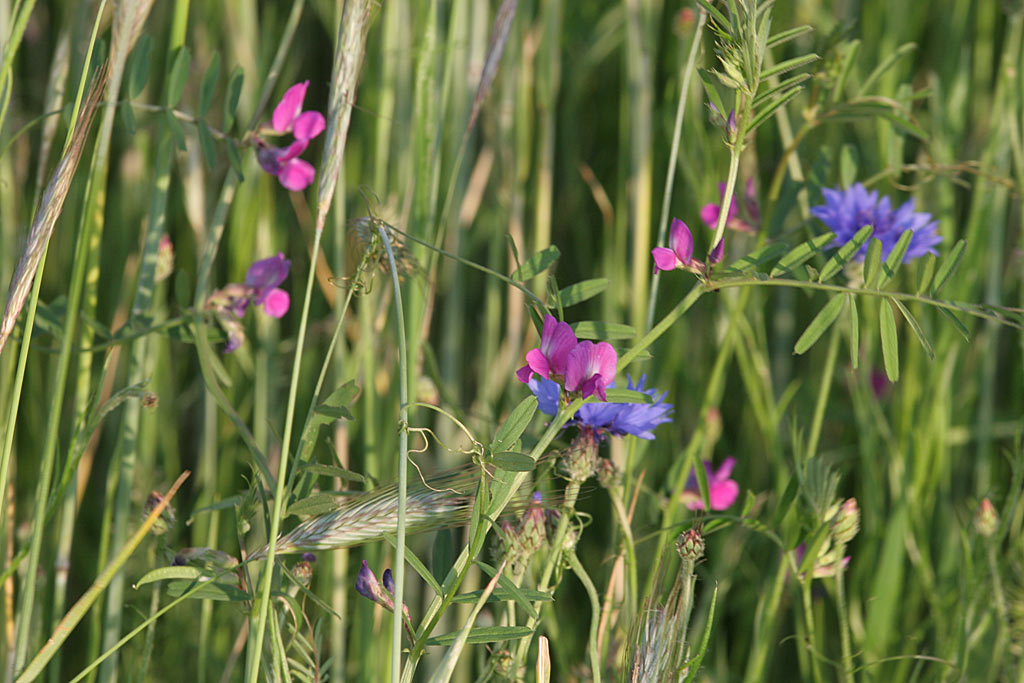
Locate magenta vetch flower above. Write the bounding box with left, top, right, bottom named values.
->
left=516, top=314, right=578, bottom=383
left=244, top=253, right=291, bottom=318
left=257, top=81, right=325, bottom=192
left=700, top=179, right=759, bottom=235
left=652, top=218, right=696, bottom=272
left=565, top=340, right=617, bottom=401
left=681, top=457, right=739, bottom=511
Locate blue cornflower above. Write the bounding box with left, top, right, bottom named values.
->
left=810, top=183, right=942, bottom=262
left=527, top=375, right=673, bottom=440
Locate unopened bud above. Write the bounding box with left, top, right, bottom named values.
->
left=293, top=553, right=316, bottom=587
left=675, top=529, right=705, bottom=562
left=561, top=428, right=600, bottom=483
left=831, top=498, right=860, bottom=545
left=975, top=498, right=999, bottom=538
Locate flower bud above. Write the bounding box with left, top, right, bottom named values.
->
left=975, top=498, right=999, bottom=538
left=561, top=428, right=600, bottom=483
left=831, top=498, right=860, bottom=545
left=293, top=554, right=315, bottom=587
left=675, top=529, right=705, bottom=562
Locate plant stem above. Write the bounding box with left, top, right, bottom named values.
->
left=567, top=551, right=602, bottom=683
left=379, top=225, right=411, bottom=683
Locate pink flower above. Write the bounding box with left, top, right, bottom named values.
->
left=699, top=179, right=759, bottom=234
left=516, top=314, right=578, bottom=383
left=257, top=81, right=325, bottom=192
left=682, top=457, right=739, bottom=510
left=244, top=253, right=291, bottom=318
left=651, top=218, right=696, bottom=272
left=564, top=340, right=617, bottom=401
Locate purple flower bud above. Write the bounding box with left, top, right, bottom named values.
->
left=382, top=568, right=395, bottom=594
left=727, top=109, right=737, bottom=137
left=709, top=238, right=724, bottom=264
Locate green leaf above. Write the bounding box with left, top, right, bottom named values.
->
left=848, top=295, right=860, bottom=368
left=476, top=560, right=539, bottom=620
left=863, top=238, right=883, bottom=289
left=127, top=35, right=153, bottom=99
left=698, top=68, right=728, bottom=120
left=512, top=245, right=560, bottom=280
left=165, top=46, right=191, bottom=108
left=225, top=139, right=245, bottom=180
left=491, top=452, right=535, bottom=472
left=491, top=396, right=537, bottom=453
left=767, top=25, right=814, bottom=49
left=199, top=51, right=221, bottom=117
left=166, top=579, right=250, bottom=602
left=892, top=299, right=934, bottom=360
left=602, top=389, right=652, bottom=404
left=879, top=229, right=913, bottom=286
left=770, top=233, right=835, bottom=277
left=198, top=122, right=217, bottom=168
left=426, top=626, right=534, bottom=647
left=930, top=239, right=966, bottom=296
left=558, top=278, right=609, bottom=307
left=819, top=224, right=873, bottom=281
left=165, top=111, right=187, bottom=151
left=761, top=53, right=819, bottom=80
left=432, top=529, right=454, bottom=588
left=451, top=587, right=553, bottom=604
left=747, top=86, right=802, bottom=135
left=134, top=566, right=208, bottom=588
left=879, top=299, right=900, bottom=382
left=938, top=307, right=970, bottom=341
left=223, top=65, right=244, bottom=132
left=794, top=295, right=845, bottom=355
left=571, top=321, right=635, bottom=340
left=723, top=242, right=789, bottom=273
left=915, top=253, right=937, bottom=295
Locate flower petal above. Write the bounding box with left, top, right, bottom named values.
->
left=708, top=479, right=739, bottom=509
left=272, top=81, right=309, bottom=133
left=525, top=347, right=552, bottom=379
left=516, top=364, right=534, bottom=383
left=651, top=247, right=679, bottom=272
left=293, top=110, right=326, bottom=142
left=277, top=158, right=316, bottom=191
left=261, top=288, right=290, bottom=318
left=539, top=315, right=578, bottom=375
left=668, top=218, right=693, bottom=264
left=700, top=203, right=720, bottom=229
left=527, top=377, right=561, bottom=415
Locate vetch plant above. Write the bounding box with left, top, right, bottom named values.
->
left=255, top=80, right=326, bottom=191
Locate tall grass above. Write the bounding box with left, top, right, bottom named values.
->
left=0, top=0, right=1022, bottom=681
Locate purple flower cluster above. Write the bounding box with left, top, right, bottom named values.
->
left=811, top=183, right=941, bottom=262
left=206, top=253, right=291, bottom=351
left=528, top=374, right=672, bottom=440
left=516, top=315, right=617, bottom=401
left=256, top=81, right=326, bottom=191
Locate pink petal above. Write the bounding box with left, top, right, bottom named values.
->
left=293, top=110, right=325, bottom=141
left=668, top=218, right=693, bottom=264
left=652, top=247, right=678, bottom=272
left=709, top=238, right=724, bottom=264
left=525, top=347, right=552, bottom=379
left=277, top=158, right=315, bottom=191
left=272, top=81, right=309, bottom=133
left=565, top=341, right=617, bottom=399
left=700, top=203, right=720, bottom=229
left=539, top=315, right=577, bottom=376
left=516, top=364, right=534, bottom=383
left=261, top=288, right=290, bottom=318
left=712, top=456, right=736, bottom=482
left=708, top=480, right=739, bottom=510
left=278, top=139, right=310, bottom=163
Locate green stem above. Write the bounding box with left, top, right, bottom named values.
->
left=800, top=580, right=824, bottom=683
left=806, top=324, right=841, bottom=459
left=646, top=9, right=707, bottom=330
left=709, top=147, right=742, bottom=261
left=566, top=552, right=602, bottom=683
left=834, top=545, right=855, bottom=683
left=379, top=225, right=411, bottom=683
left=246, top=227, right=324, bottom=683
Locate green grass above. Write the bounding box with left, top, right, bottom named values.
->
left=0, top=1, right=1022, bottom=681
